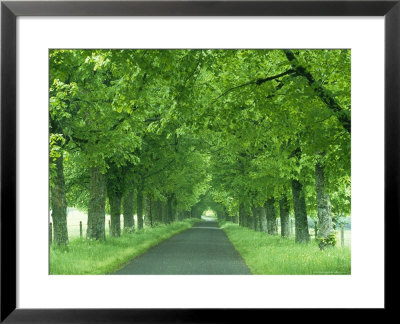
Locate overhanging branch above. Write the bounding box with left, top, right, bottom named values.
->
left=283, top=49, right=351, bottom=133
left=211, top=69, right=296, bottom=104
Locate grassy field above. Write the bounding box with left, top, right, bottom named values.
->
left=50, top=208, right=128, bottom=238
left=220, top=222, right=351, bottom=275
left=50, top=218, right=200, bottom=275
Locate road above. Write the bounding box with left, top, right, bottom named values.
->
left=113, top=220, right=251, bottom=275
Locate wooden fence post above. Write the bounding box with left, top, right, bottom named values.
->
left=49, top=222, right=53, bottom=245
left=340, top=224, right=345, bottom=247
left=80, top=221, right=83, bottom=238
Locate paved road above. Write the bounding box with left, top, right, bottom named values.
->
left=113, top=221, right=251, bottom=275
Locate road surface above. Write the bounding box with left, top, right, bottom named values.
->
left=113, top=220, right=251, bottom=275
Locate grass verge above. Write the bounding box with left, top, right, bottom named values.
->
left=220, top=221, right=351, bottom=275
left=50, top=218, right=200, bottom=275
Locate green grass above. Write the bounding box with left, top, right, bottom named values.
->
left=220, top=222, right=351, bottom=275
left=50, top=218, right=200, bottom=275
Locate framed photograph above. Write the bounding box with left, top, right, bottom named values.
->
left=1, top=0, right=398, bottom=322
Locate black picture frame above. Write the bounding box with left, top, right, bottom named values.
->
left=1, top=0, right=398, bottom=322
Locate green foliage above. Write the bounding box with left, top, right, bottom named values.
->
left=317, top=231, right=338, bottom=250
left=49, top=134, right=65, bottom=180
left=49, top=49, right=351, bottom=250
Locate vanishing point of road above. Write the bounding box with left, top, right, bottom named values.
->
left=114, top=221, right=251, bottom=275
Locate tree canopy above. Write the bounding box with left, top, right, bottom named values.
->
left=49, top=49, right=351, bottom=248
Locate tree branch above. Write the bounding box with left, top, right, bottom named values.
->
left=283, top=49, right=351, bottom=133
left=211, top=69, right=296, bottom=104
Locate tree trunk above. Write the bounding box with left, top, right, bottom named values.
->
left=244, top=207, right=251, bottom=228
left=190, top=206, right=195, bottom=219
left=171, top=195, right=178, bottom=222
left=254, top=207, right=260, bottom=231
left=291, top=179, right=310, bottom=243
left=87, top=167, right=106, bottom=240
left=239, top=202, right=246, bottom=227
left=152, top=200, right=161, bottom=224
left=106, top=167, right=123, bottom=237
left=177, top=210, right=184, bottom=221
left=251, top=206, right=258, bottom=230
left=108, top=191, right=122, bottom=237
left=265, top=198, right=278, bottom=235
left=162, top=201, right=168, bottom=223
left=220, top=209, right=228, bottom=222
left=144, top=194, right=153, bottom=227
left=224, top=209, right=229, bottom=222
left=315, top=161, right=334, bottom=248
left=255, top=206, right=267, bottom=232
left=250, top=206, right=258, bottom=231
left=137, top=186, right=144, bottom=230
left=123, top=189, right=134, bottom=232
left=50, top=154, right=69, bottom=245
left=279, top=195, right=290, bottom=238
left=167, top=195, right=174, bottom=223
left=247, top=212, right=254, bottom=229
